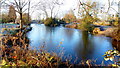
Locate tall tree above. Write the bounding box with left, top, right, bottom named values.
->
left=28, top=0, right=30, bottom=23
left=38, top=0, right=63, bottom=18
left=106, top=0, right=119, bottom=27
left=77, top=0, right=99, bottom=31
left=78, top=0, right=98, bottom=23
left=78, top=0, right=98, bottom=18
left=13, top=0, right=28, bottom=28
left=5, top=0, right=33, bottom=28
left=8, top=5, right=16, bottom=22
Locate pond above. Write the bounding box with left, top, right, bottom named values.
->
left=27, top=24, right=114, bottom=64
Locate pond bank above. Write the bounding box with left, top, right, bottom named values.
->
left=65, top=23, right=120, bottom=41
left=95, top=27, right=120, bottom=41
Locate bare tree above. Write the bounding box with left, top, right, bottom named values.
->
left=107, top=0, right=120, bottom=26
left=38, top=0, right=63, bottom=18
left=28, top=0, right=31, bottom=23
left=11, top=0, right=29, bottom=28
left=0, top=0, right=6, bottom=5
left=4, top=0, right=35, bottom=28
left=107, top=0, right=118, bottom=13
left=38, top=0, right=48, bottom=18
left=78, top=0, right=98, bottom=19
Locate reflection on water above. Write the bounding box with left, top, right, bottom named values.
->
left=112, top=40, right=120, bottom=51
left=76, top=31, right=94, bottom=60
left=27, top=24, right=114, bottom=64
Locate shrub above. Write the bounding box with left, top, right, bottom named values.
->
left=44, top=18, right=53, bottom=26
left=22, top=13, right=31, bottom=25
left=77, top=23, right=94, bottom=32
left=1, top=14, right=9, bottom=23
left=77, top=15, right=97, bottom=32
left=44, top=18, right=61, bottom=26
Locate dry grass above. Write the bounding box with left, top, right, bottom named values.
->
left=0, top=31, right=62, bottom=67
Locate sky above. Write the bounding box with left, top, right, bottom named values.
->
left=31, top=0, right=78, bottom=20
left=31, top=0, right=119, bottom=20
left=1, top=0, right=119, bottom=20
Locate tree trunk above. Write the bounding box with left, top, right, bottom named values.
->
left=51, top=10, right=53, bottom=18
left=118, top=17, right=120, bottom=31
left=28, top=1, right=30, bottom=23
left=19, top=7, right=23, bottom=29
left=20, top=12, right=23, bottom=29
left=118, top=1, right=120, bottom=27
left=45, top=11, right=48, bottom=18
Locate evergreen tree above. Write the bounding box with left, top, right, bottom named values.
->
left=8, top=5, right=16, bottom=23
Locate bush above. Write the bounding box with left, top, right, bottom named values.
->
left=1, top=14, right=9, bottom=23
left=22, top=13, right=31, bottom=25
left=77, top=15, right=97, bottom=32
left=77, top=22, right=94, bottom=32
left=44, top=18, right=61, bottom=27
left=44, top=18, right=53, bottom=26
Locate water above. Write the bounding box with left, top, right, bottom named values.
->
left=0, top=24, right=19, bottom=34
left=27, top=24, right=114, bottom=64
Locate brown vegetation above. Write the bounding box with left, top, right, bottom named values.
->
left=93, top=27, right=120, bottom=41
left=62, top=10, right=76, bottom=23
left=0, top=31, right=61, bottom=67
left=65, top=24, right=77, bottom=29
left=8, top=5, right=16, bottom=22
